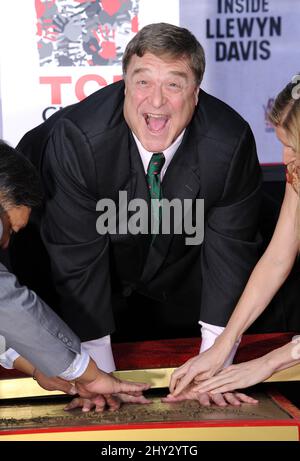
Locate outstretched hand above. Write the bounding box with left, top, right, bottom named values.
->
left=190, top=357, right=274, bottom=395
left=162, top=385, right=258, bottom=407
left=169, top=344, right=230, bottom=396
left=33, top=373, right=151, bottom=413
left=33, top=362, right=151, bottom=413
left=64, top=392, right=152, bottom=412
left=76, top=369, right=150, bottom=396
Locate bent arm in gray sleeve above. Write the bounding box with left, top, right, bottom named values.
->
left=0, top=263, right=81, bottom=376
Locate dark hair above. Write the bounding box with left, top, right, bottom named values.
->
left=0, top=140, right=42, bottom=211
left=122, top=23, right=205, bottom=86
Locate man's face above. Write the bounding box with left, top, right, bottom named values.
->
left=123, top=52, right=199, bottom=152
left=0, top=205, right=31, bottom=249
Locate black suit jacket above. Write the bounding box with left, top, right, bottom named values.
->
left=15, top=80, right=262, bottom=340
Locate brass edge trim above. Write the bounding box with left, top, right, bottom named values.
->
left=113, top=367, right=173, bottom=387
left=0, top=364, right=300, bottom=400
left=0, top=368, right=174, bottom=400
left=0, top=426, right=298, bottom=441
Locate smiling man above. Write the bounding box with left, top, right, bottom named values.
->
left=13, top=23, right=261, bottom=408
left=123, top=53, right=199, bottom=152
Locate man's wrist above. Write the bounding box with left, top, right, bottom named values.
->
left=75, top=358, right=100, bottom=384
left=13, top=356, right=35, bottom=376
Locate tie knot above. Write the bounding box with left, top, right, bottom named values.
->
left=147, top=153, right=165, bottom=176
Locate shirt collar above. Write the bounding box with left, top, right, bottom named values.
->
left=132, top=130, right=185, bottom=177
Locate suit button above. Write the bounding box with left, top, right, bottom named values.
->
left=67, top=341, right=72, bottom=347
left=58, top=332, right=64, bottom=340
left=62, top=337, right=69, bottom=344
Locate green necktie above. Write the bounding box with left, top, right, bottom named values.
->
left=146, top=152, right=165, bottom=235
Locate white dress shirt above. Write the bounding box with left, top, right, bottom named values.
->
left=132, top=130, right=185, bottom=178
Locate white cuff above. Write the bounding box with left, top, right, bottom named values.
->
left=0, top=348, right=20, bottom=369
left=199, top=321, right=226, bottom=352
left=58, top=349, right=90, bottom=381
left=199, top=321, right=241, bottom=367
left=82, top=335, right=116, bottom=373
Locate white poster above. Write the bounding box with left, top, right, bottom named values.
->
left=0, top=0, right=179, bottom=147
left=180, top=0, right=300, bottom=164
left=1, top=0, right=298, bottom=164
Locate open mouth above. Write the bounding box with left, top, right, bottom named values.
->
left=144, top=113, right=169, bottom=133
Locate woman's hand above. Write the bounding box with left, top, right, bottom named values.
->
left=191, top=356, right=274, bottom=394
left=169, top=340, right=232, bottom=396
left=162, top=385, right=258, bottom=406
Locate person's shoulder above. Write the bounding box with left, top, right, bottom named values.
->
left=195, top=90, right=251, bottom=143
left=56, top=80, right=125, bottom=135
left=21, top=81, right=125, bottom=144
left=17, top=81, right=126, bottom=169
left=67, top=80, right=124, bottom=125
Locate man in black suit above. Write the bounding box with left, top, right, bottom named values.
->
left=12, top=23, right=261, bottom=407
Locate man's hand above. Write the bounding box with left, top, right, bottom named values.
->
left=162, top=385, right=258, bottom=407
left=64, top=392, right=151, bottom=412
left=32, top=358, right=152, bottom=413
left=33, top=370, right=77, bottom=395
left=76, top=366, right=150, bottom=396
left=63, top=365, right=152, bottom=412
left=190, top=357, right=274, bottom=395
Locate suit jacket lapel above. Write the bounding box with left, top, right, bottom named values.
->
left=128, top=132, right=150, bottom=204
left=126, top=132, right=153, bottom=265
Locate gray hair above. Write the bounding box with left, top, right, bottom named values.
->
left=122, top=23, right=205, bottom=86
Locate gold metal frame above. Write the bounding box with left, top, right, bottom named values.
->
left=0, top=426, right=298, bottom=441
left=1, top=364, right=300, bottom=400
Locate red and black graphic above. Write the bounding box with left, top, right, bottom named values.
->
left=35, top=0, right=139, bottom=66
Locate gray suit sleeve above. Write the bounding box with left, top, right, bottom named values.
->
left=0, top=263, right=81, bottom=376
